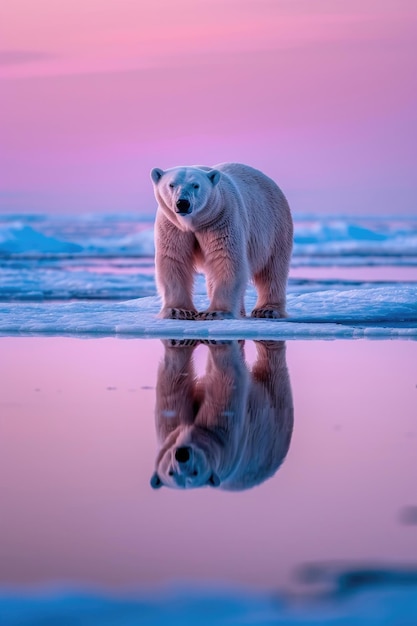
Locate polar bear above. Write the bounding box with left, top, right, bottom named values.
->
left=150, top=340, right=294, bottom=491
left=150, top=163, right=293, bottom=319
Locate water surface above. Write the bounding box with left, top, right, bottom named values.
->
left=1, top=336, right=416, bottom=594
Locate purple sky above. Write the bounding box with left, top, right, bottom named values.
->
left=1, top=0, right=416, bottom=215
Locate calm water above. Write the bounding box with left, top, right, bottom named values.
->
left=1, top=336, right=416, bottom=595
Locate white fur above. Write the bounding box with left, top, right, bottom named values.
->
left=150, top=340, right=294, bottom=491
left=150, top=163, right=293, bottom=319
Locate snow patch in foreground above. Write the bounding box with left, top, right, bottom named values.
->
left=1, top=285, right=416, bottom=338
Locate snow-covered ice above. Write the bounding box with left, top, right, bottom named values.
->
left=1, top=286, right=416, bottom=339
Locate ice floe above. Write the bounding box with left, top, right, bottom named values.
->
left=1, top=287, right=416, bottom=339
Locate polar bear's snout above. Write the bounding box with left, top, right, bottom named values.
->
left=175, top=446, right=191, bottom=463
left=175, top=198, right=191, bottom=215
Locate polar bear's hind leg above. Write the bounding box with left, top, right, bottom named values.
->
left=251, top=259, right=288, bottom=319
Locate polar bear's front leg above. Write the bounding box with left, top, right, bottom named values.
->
left=195, top=232, right=248, bottom=320
left=155, top=218, right=197, bottom=320
left=156, top=340, right=198, bottom=436
left=156, top=254, right=197, bottom=319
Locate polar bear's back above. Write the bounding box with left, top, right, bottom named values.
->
left=215, top=162, right=279, bottom=187
left=214, top=161, right=289, bottom=218
left=214, top=162, right=293, bottom=271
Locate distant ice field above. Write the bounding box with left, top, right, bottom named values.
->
left=1, top=214, right=417, bottom=260
left=0, top=214, right=416, bottom=338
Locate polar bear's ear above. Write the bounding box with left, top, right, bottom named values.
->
left=207, top=473, right=221, bottom=487
left=150, top=168, right=164, bottom=184
left=207, top=170, right=221, bottom=187
left=150, top=472, right=163, bottom=489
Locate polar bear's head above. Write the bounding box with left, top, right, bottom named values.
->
left=150, top=166, right=221, bottom=227
left=150, top=434, right=221, bottom=490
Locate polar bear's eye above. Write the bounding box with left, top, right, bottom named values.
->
left=169, top=183, right=175, bottom=188
left=193, top=184, right=200, bottom=189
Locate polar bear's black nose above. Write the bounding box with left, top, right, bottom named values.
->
left=176, top=199, right=191, bottom=214
left=175, top=446, right=191, bottom=463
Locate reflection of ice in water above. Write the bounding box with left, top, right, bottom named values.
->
left=2, top=569, right=417, bottom=624
left=152, top=340, right=293, bottom=491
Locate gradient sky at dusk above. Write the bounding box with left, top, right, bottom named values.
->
left=1, top=0, right=416, bottom=215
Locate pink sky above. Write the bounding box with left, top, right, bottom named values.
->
left=1, top=0, right=416, bottom=214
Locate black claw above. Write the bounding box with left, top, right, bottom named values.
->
left=252, top=308, right=277, bottom=318
left=167, top=308, right=197, bottom=320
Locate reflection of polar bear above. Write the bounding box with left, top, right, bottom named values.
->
left=150, top=163, right=293, bottom=320
left=150, top=340, right=294, bottom=491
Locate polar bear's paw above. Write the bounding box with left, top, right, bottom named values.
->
left=196, top=310, right=234, bottom=320
left=251, top=307, right=286, bottom=319
left=161, top=308, right=197, bottom=320
left=199, top=339, right=233, bottom=345
left=165, top=339, right=198, bottom=348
